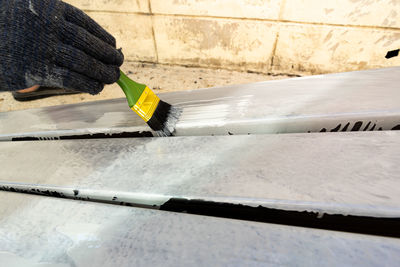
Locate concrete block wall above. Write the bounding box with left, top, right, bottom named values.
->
left=65, top=0, right=400, bottom=75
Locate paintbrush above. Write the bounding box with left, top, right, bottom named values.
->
left=117, top=71, right=181, bottom=136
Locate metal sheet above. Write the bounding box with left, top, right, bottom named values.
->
left=0, top=192, right=399, bottom=266
left=0, top=67, right=399, bottom=140
left=1, top=131, right=399, bottom=218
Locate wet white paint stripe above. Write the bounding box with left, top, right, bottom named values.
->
left=1, top=110, right=399, bottom=141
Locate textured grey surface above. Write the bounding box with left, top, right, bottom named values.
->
left=0, top=192, right=399, bottom=267
left=1, top=131, right=399, bottom=217
left=0, top=67, right=399, bottom=140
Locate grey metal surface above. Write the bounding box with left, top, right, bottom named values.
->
left=1, top=68, right=399, bottom=264
left=0, top=192, right=399, bottom=267
left=1, top=131, right=399, bottom=217
left=0, top=67, right=399, bottom=140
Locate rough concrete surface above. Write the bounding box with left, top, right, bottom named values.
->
left=63, top=0, right=400, bottom=75
left=0, top=62, right=292, bottom=112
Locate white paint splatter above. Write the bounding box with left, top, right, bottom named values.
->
left=29, top=0, right=39, bottom=16
left=57, top=223, right=102, bottom=248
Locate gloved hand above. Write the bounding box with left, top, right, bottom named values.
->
left=0, top=0, right=124, bottom=94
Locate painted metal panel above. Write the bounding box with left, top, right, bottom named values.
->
left=0, top=192, right=399, bottom=266
left=0, top=131, right=399, bottom=218
left=0, top=67, right=399, bottom=140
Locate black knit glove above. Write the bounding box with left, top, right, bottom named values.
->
left=0, top=0, right=124, bottom=94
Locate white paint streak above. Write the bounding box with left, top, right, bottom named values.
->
left=175, top=95, right=254, bottom=131
left=57, top=223, right=102, bottom=247
left=29, top=0, right=39, bottom=16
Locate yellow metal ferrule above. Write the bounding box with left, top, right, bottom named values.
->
left=132, top=87, right=160, bottom=122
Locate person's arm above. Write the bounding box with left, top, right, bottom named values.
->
left=0, top=0, right=124, bottom=94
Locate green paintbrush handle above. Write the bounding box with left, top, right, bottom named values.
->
left=117, top=71, right=147, bottom=108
